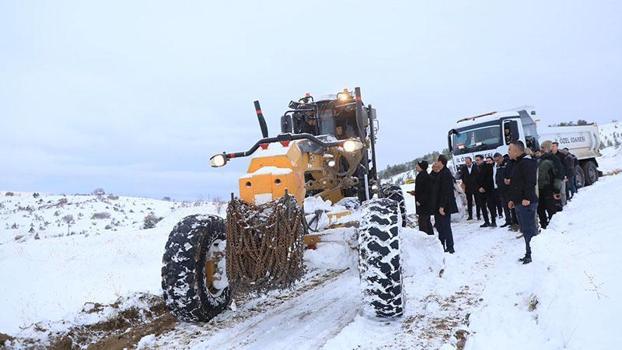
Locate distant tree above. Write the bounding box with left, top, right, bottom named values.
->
left=577, top=119, right=588, bottom=126
left=62, top=214, right=75, bottom=235
left=92, top=188, right=106, bottom=196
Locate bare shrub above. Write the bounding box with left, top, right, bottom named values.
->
left=143, top=213, right=163, bottom=229
left=91, top=212, right=112, bottom=220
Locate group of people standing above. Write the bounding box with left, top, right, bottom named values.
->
left=410, top=141, right=580, bottom=265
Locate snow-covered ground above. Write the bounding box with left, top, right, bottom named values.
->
left=598, top=121, right=621, bottom=149
left=1, top=149, right=621, bottom=349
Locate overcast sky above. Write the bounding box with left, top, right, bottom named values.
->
left=1, top=0, right=621, bottom=200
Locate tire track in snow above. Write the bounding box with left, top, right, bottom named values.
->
left=157, top=268, right=360, bottom=349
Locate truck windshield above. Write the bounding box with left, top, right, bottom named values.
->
left=452, top=125, right=502, bottom=155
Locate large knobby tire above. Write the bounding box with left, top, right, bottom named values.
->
left=582, top=161, right=598, bottom=186
left=380, top=184, right=407, bottom=228
left=161, top=214, right=231, bottom=322
left=358, top=198, right=404, bottom=318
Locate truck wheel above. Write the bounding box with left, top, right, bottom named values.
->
left=380, top=184, right=407, bottom=228
left=582, top=161, right=598, bottom=186
left=575, top=165, right=585, bottom=189
left=161, top=214, right=230, bottom=322
left=358, top=198, right=404, bottom=318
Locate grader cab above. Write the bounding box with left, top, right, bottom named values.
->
left=161, top=88, right=406, bottom=323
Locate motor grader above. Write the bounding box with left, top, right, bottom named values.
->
left=161, top=88, right=406, bottom=323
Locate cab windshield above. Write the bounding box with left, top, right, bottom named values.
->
left=452, top=125, right=502, bottom=155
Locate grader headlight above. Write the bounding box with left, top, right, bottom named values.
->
left=209, top=154, right=228, bottom=168
left=343, top=140, right=363, bottom=153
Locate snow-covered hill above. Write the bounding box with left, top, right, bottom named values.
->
left=598, top=121, right=622, bottom=148
left=0, top=192, right=224, bottom=244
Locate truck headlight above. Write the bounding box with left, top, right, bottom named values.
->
left=210, top=154, right=228, bottom=168
left=343, top=140, right=363, bottom=153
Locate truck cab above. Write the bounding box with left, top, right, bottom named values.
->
left=448, top=109, right=538, bottom=170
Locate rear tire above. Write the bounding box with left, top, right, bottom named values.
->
left=358, top=198, right=404, bottom=318
left=575, top=165, right=585, bottom=189
left=161, top=214, right=230, bottom=322
left=582, top=161, right=598, bottom=186
left=380, top=184, right=407, bottom=228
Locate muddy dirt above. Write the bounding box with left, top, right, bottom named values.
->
left=7, top=293, right=175, bottom=350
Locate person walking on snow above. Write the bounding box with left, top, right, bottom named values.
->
left=409, top=161, right=433, bottom=235
left=508, top=141, right=539, bottom=265
left=431, top=155, right=458, bottom=254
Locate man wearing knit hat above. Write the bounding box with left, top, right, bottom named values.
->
left=409, top=160, right=433, bottom=235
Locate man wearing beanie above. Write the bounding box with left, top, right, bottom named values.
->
left=410, top=160, right=433, bottom=235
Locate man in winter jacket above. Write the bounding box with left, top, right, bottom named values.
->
left=551, top=142, right=568, bottom=206
left=508, top=141, right=538, bottom=264
left=410, top=161, right=433, bottom=235
left=538, top=141, right=563, bottom=229
left=475, top=155, right=497, bottom=227
left=459, top=157, right=481, bottom=221
left=563, top=148, right=578, bottom=200
left=503, top=156, right=519, bottom=230
left=431, top=155, right=458, bottom=253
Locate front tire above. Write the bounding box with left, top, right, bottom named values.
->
left=161, top=214, right=231, bottom=322
left=380, top=184, right=407, bottom=228
left=358, top=198, right=404, bottom=318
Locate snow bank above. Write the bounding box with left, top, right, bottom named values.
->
left=0, top=194, right=219, bottom=335
left=466, top=174, right=622, bottom=350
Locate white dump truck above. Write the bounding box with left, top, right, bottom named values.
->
left=447, top=108, right=601, bottom=187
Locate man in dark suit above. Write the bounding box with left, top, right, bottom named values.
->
left=475, top=155, right=497, bottom=227
left=459, top=156, right=480, bottom=221
left=494, top=153, right=513, bottom=227
left=432, top=155, right=459, bottom=254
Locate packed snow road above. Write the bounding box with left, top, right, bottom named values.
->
left=1, top=170, right=622, bottom=349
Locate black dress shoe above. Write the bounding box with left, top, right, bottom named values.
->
left=490, top=222, right=497, bottom=228
left=447, top=248, right=455, bottom=254
left=522, top=256, right=532, bottom=264
left=467, top=217, right=473, bottom=221
left=480, top=223, right=490, bottom=228
left=500, top=223, right=511, bottom=228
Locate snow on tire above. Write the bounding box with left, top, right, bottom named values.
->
left=380, top=184, right=407, bottom=228
left=161, top=214, right=230, bottom=322
left=358, top=198, right=404, bottom=318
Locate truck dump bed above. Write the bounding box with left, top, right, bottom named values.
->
left=537, top=124, right=600, bottom=160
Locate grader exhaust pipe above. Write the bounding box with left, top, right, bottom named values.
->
left=254, top=100, right=269, bottom=138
